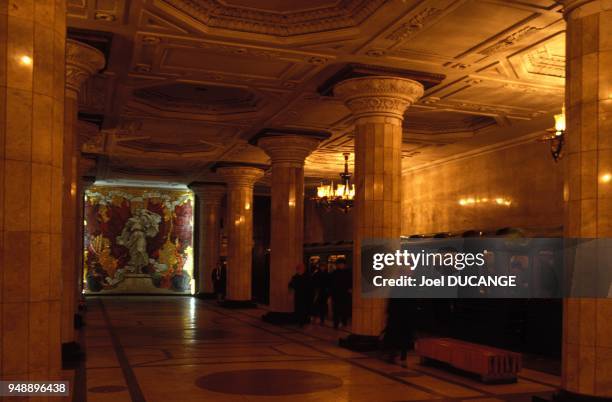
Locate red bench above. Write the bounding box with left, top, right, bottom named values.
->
left=415, top=338, right=521, bottom=383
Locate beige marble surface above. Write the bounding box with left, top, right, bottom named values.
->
left=79, top=296, right=557, bottom=402
left=335, top=76, right=424, bottom=336
left=258, top=135, right=322, bottom=312
left=218, top=167, right=264, bottom=301
left=0, top=0, right=66, bottom=382
left=560, top=0, right=612, bottom=398
left=191, top=184, right=226, bottom=294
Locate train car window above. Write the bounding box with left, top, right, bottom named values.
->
left=328, top=254, right=347, bottom=271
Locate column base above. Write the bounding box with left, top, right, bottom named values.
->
left=533, top=391, right=612, bottom=402
left=62, top=341, right=84, bottom=367
left=195, top=292, right=217, bottom=300
left=338, top=334, right=380, bottom=351
left=261, top=312, right=296, bottom=325
left=220, top=300, right=257, bottom=309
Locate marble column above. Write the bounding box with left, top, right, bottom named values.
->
left=75, top=157, right=96, bottom=315
left=256, top=132, right=327, bottom=312
left=190, top=183, right=226, bottom=295
left=217, top=166, right=265, bottom=302
left=559, top=1, right=612, bottom=400
left=0, top=0, right=66, bottom=381
left=335, top=76, right=423, bottom=336
left=62, top=39, right=104, bottom=349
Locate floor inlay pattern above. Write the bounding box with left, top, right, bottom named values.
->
left=195, top=369, right=343, bottom=395
left=79, top=296, right=558, bottom=402
left=89, top=385, right=129, bottom=393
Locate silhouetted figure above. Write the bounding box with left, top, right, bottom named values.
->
left=289, top=263, right=313, bottom=326
left=330, top=258, right=352, bottom=329
left=212, top=260, right=227, bottom=302
left=383, top=298, right=413, bottom=363
left=311, top=262, right=330, bottom=324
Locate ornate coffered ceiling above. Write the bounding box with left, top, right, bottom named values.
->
left=68, top=0, right=566, bottom=184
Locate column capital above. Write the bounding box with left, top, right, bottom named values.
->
left=254, top=129, right=330, bottom=167
left=189, top=182, right=226, bottom=203
left=556, top=1, right=607, bottom=18
left=334, top=76, right=424, bottom=120
left=216, top=164, right=266, bottom=187
left=66, top=39, right=105, bottom=98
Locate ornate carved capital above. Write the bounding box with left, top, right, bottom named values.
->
left=189, top=183, right=226, bottom=204
left=257, top=135, right=324, bottom=167
left=217, top=166, right=265, bottom=188
left=66, top=39, right=105, bottom=98
left=334, top=76, right=424, bottom=120
left=556, top=0, right=602, bottom=18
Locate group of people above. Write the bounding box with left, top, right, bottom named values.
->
left=289, top=258, right=352, bottom=329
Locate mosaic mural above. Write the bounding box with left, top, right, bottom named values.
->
left=84, top=186, right=194, bottom=294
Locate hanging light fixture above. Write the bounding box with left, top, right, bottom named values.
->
left=314, top=153, right=355, bottom=213
left=539, top=105, right=566, bottom=162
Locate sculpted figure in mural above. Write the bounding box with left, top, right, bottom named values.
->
left=116, top=208, right=162, bottom=273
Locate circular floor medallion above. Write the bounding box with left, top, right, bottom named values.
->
left=195, top=369, right=343, bottom=395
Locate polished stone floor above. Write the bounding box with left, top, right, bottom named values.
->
left=78, top=297, right=559, bottom=402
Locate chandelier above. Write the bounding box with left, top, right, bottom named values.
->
left=539, top=105, right=566, bottom=162
left=314, top=153, right=355, bottom=213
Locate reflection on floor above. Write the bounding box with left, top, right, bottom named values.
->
left=80, top=297, right=559, bottom=402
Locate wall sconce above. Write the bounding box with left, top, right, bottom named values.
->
left=19, top=55, right=32, bottom=66
left=539, top=105, right=566, bottom=162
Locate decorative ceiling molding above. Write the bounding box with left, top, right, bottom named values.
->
left=477, top=25, right=541, bottom=57
left=385, top=7, right=444, bottom=42
left=68, top=0, right=567, bottom=181
left=161, top=0, right=385, bottom=37
left=132, top=82, right=261, bottom=114
left=317, top=63, right=445, bottom=96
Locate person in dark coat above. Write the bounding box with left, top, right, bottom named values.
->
left=289, top=263, right=313, bottom=326
left=383, top=298, right=413, bottom=363
left=311, top=262, right=330, bottom=325
left=330, top=257, right=352, bottom=329
left=212, top=260, right=227, bottom=302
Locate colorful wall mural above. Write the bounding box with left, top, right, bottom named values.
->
left=83, top=186, right=194, bottom=294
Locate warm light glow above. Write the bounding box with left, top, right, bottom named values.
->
left=19, top=55, right=32, bottom=66
left=459, top=196, right=512, bottom=207
left=288, top=199, right=296, bottom=207
left=554, top=105, right=566, bottom=135
left=244, top=202, right=250, bottom=210
left=313, top=153, right=354, bottom=212
left=601, top=173, right=612, bottom=183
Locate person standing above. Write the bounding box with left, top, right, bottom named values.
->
left=289, top=263, right=313, bottom=327
left=330, top=257, right=351, bottom=329
left=212, top=260, right=227, bottom=303
left=383, top=298, right=413, bottom=363
left=311, top=262, right=330, bottom=325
